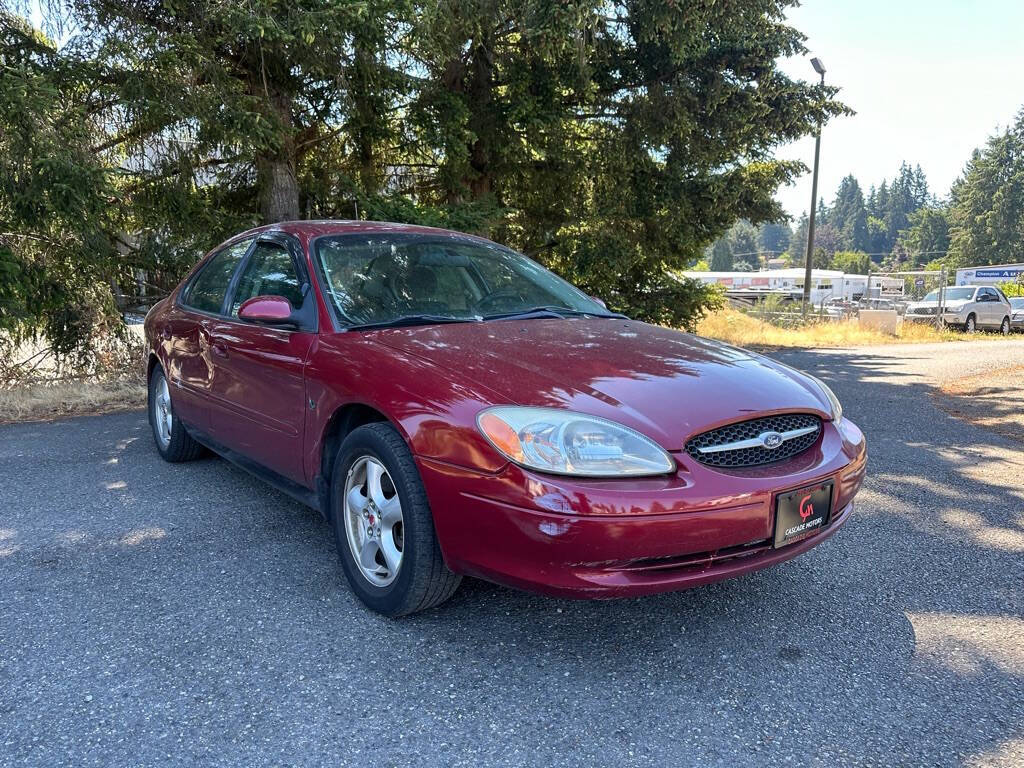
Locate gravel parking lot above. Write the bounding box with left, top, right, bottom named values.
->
left=2, top=340, right=1022, bottom=767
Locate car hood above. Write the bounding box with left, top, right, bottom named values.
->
left=366, top=318, right=831, bottom=448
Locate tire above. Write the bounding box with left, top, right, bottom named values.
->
left=965, top=314, right=976, bottom=333
left=1000, top=316, right=1011, bottom=335
left=148, top=365, right=205, bottom=462
left=330, top=422, right=461, bottom=616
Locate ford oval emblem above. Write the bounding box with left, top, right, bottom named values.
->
left=761, top=431, right=784, bottom=450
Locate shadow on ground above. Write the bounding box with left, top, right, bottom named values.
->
left=0, top=345, right=1021, bottom=766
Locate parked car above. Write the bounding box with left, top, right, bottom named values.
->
left=904, top=285, right=1013, bottom=333
left=821, top=297, right=856, bottom=320
left=144, top=221, right=867, bottom=615
left=1010, top=297, right=1024, bottom=332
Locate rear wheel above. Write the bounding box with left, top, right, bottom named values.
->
left=965, top=313, right=977, bottom=333
left=1000, top=316, right=1011, bottom=335
left=331, top=423, right=461, bottom=616
left=148, top=366, right=204, bottom=462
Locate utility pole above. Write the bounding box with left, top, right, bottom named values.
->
left=802, top=57, right=827, bottom=317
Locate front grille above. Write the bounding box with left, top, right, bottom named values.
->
left=911, top=307, right=938, bottom=315
left=685, top=413, right=822, bottom=469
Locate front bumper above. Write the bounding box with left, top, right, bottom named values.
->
left=906, top=312, right=961, bottom=323
left=418, top=418, right=867, bottom=598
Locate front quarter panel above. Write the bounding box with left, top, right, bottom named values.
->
left=303, top=334, right=511, bottom=481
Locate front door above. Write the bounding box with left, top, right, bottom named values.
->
left=977, top=287, right=1001, bottom=327
left=206, top=237, right=316, bottom=485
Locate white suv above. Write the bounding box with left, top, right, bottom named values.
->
left=905, top=285, right=1013, bottom=334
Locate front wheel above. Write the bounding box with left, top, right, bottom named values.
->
left=331, top=423, right=461, bottom=616
left=965, top=314, right=977, bottom=333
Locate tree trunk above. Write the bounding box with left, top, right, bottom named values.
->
left=258, top=154, right=299, bottom=223
left=352, top=43, right=382, bottom=196
left=466, top=40, right=494, bottom=202
left=257, top=90, right=300, bottom=223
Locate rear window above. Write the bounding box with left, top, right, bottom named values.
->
left=182, top=239, right=252, bottom=314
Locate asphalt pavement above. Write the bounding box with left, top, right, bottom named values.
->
left=1, top=340, right=1022, bottom=767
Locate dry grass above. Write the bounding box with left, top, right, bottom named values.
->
left=697, top=308, right=986, bottom=349
left=0, top=379, right=146, bottom=424
left=934, top=365, right=1024, bottom=446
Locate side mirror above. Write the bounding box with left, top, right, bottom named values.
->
left=238, top=295, right=296, bottom=325
left=590, top=296, right=607, bottom=309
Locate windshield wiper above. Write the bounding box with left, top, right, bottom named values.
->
left=344, top=314, right=481, bottom=331
left=482, top=305, right=628, bottom=321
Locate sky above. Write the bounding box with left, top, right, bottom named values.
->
left=775, top=0, right=1024, bottom=218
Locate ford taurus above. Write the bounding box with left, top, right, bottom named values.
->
left=144, top=221, right=867, bottom=615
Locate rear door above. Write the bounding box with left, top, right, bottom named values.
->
left=168, top=238, right=253, bottom=429
left=205, top=235, right=316, bottom=485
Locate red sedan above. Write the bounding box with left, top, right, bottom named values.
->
left=144, top=221, right=866, bottom=615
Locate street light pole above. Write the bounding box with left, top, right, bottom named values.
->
left=802, top=57, right=827, bottom=317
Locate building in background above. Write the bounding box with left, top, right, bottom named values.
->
left=682, top=268, right=869, bottom=305
left=955, top=263, right=1024, bottom=286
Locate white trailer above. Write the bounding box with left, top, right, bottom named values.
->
left=682, top=269, right=873, bottom=305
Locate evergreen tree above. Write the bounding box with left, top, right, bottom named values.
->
left=830, top=175, right=869, bottom=252
left=884, top=163, right=929, bottom=249
left=866, top=216, right=888, bottom=258
left=790, top=213, right=809, bottom=262
left=1, top=0, right=853, bottom=347
left=709, top=237, right=733, bottom=272
left=872, top=182, right=890, bottom=224
left=948, top=112, right=1024, bottom=267
left=727, top=221, right=760, bottom=263
left=899, top=207, right=951, bottom=267
left=758, top=221, right=792, bottom=255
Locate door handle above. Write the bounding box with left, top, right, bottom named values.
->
left=211, top=340, right=229, bottom=358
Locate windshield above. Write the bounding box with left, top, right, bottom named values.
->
left=313, top=233, right=610, bottom=326
left=922, top=287, right=975, bottom=302
left=1011, top=297, right=1024, bottom=308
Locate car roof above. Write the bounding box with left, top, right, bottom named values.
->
left=231, top=219, right=488, bottom=242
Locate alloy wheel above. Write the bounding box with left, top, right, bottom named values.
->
left=152, top=375, right=173, bottom=449
left=343, top=456, right=404, bottom=587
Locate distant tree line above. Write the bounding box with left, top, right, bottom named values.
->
left=705, top=108, right=1024, bottom=275
left=0, top=0, right=846, bottom=357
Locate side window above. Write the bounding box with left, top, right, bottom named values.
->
left=979, top=288, right=995, bottom=301
left=182, top=239, right=252, bottom=314
left=230, top=241, right=305, bottom=316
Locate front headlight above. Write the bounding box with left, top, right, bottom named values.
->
left=476, top=406, right=675, bottom=477
left=807, top=375, right=843, bottom=422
